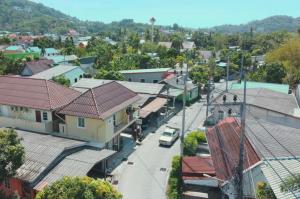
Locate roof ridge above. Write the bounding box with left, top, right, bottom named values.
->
left=45, top=80, right=53, bottom=110
left=90, top=88, right=101, bottom=118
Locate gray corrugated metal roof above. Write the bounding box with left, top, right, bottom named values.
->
left=246, top=119, right=300, bottom=159
left=31, top=65, right=83, bottom=80
left=72, top=78, right=165, bottom=95
left=261, top=158, right=300, bottom=199
left=33, top=149, right=116, bottom=190
left=215, top=88, right=299, bottom=116
left=15, top=130, right=86, bottom=182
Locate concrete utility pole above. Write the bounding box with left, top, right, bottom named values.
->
left=205, top=78, right=210, bottom=121
left=236, top=55, right=246, bottom=199
left=180, top=63, right=188, bottom=157
left=226, top=55, right=230, bottom=92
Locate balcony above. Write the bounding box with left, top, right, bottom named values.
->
left=113, top=112, right=138, bottom=134
left=0, top=116, right=53, bottom=133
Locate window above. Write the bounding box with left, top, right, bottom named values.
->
left=74, top=78, right=78, bottom=83
left=78, top=117, right=85, bottom=128
left=140, top=79, right=145, bottom=83
left=43, top=112, right=48, bottom=121
left=79, top=75, right=83, bottom=79
left=153, top=80, right=158, bottom=83
left=128, top=78, right=132, bottom=82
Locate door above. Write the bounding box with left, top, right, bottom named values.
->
left=35, top=111, right=41, bottom=122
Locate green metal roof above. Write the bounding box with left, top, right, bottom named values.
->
left=231, top=81, right=289, bottom=94
left=27, top=47, right=41, bottom=53
left=6, top=45, right=22, bottom=51
left=45, top=48, right=59, bottom=54
left=120, top=68, right=171, bottom=74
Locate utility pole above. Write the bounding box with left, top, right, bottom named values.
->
left=205, top=78, right=210, bottom=121
left=180, top=63, right=188, bottom=157
left=150, top=17, right=156, bottom=43
left=226, top=55, right=230, bottom=92
left=236, top=54, right=246, bottom=199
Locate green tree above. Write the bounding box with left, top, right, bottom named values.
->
left=189, top=65, right=210, bottom=85
left=167, top=156, right=182, bottom=199
left=256, top=182, right=276, bottom=199
left=249, top=62, right=286, bottom=83
left=36, top=176, right=122, bottom=199
left=280, top=174, right=300, bottom=193
left=183, top=131, right=206, bottom=156
left=95, top=69, right=124, bottom=80
left=0, top=128, right=25, bottom=182
left=52, top=75, right=71, bottom=87
left=171, top=33, right=184, bottom=51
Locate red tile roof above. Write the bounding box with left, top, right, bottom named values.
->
left=182, top=156, right=216, bottom=180
left=25, top=59, right=53, bottom=75
left=58, top=81, right=140, bottom=119
left=206, top=117, right=260, bottom=181
left=0, top=76, right=80, bottom=110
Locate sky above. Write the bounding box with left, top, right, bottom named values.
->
left=32, top=0, right=300, bottom=28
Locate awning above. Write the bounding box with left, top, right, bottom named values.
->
left=139, top=97, right=167, bottom=118
left=161, top=88, right=184, bottom=98
left=33, top=149, right=116, bottom=191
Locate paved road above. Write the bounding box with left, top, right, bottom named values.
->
left=112, top=100, right=207, bottom=199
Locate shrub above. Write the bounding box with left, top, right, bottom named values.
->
left=256, top=182, right=276, bottom=199
left=183, top=131, right=206, bottom=156
left=167, top=156, right=182, bottom=199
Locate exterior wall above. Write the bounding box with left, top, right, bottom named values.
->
left=222, top=163, right=267, bottom=199
left=0, top=104, right=53, bottom=133
left=63, top=109, right=129, bottom=144
left=0, top=178, right=33, bottom=199
left=122, top=72, right=167, bottom=83
left=64, top=67, right=85, bottom=85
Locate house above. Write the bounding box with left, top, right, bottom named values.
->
left=205, top=117, right=300, bottom=198
left=45, top=55, right=78, bottom=65
left=72, top=78, right=168, bottom=127
left=230, top=81, right=290, bottom=94
left=79, top=56, right=97, bottom=75
left=0, top=76, right=80, bottom=133
left=31, top=65, right=85, bottom=85
left=199, top=51, right=221, bottom=63
left=58, top=81, right=140, bottom=150
left=0, top=129, right=116, bottom=199
left=162, top=76, right=199, bottom=103
left=158, top=42, right=172, bottom=49
left=212, top=88, right=300, bottom=128
left=4, top=45, right=25, bottom=53
left=182, top=41, right=196, bottom=51
left=21, top=59, right=54, bottom=76
left=44, top=48, right=59, bottom=56
left=120, top=68, right=171, bottom=83
left=26, top=46, right=41, bottom=54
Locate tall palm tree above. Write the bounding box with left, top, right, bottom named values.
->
left=150, top=17, right=156, bottom=43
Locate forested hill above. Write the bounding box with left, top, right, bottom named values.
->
left=0, top=0, right=299, bottom=34
left=0, top=0, right=153, bottom=34
left=208, top=16, right=300, bottom=33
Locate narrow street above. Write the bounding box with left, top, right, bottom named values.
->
left=112, top=100, right=207, bottom=199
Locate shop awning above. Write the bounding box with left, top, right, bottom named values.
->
left=140, top=97, right=167, bottom=118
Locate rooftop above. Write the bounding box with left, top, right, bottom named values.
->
left=59, top=81, right=140, bottom=119
left=119, top=68, right=171, bottom=74
left=215, top=88, right=299, bottom=116
left=231, top=81, right=289, bottom=94
left=31, top=65, right=82, bottom=80
left=0, top=76, right=80, bottom=110
left=24, top=59, right=53, bottom=75
left=182, top=156, right=216, bottom=180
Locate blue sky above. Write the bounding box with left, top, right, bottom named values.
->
left=32, top=0, right=300, bottom=28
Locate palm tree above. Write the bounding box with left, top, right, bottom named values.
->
left=150, top=17, right=156, bottom=43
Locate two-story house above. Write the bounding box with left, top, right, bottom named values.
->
left=58, top=81, right=140, bottom=150
left=0, top=76, right=80, bottom=133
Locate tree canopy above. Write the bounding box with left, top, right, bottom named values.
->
left=36, top=176, right=122, bottom=199
left=0, top=128, right=25, bottom=182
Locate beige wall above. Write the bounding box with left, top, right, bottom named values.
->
left=63, top=109, right=129, bottom=144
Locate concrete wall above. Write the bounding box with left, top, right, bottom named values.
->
left=0, top=104, right=53, bottom=133
left=122, top=72, right=166, bottom=83
left=63, top=109, right=128, bottom=144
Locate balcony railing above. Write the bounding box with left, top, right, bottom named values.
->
left=113, top=112, right=138, bottom=134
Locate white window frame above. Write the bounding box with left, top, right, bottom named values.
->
left=77, top=117, right=85, bottom=128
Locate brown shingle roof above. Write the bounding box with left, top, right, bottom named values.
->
left=25, top=59, right=53, bottom=75
left=0, top=76, right=80, bottom=110
left=206, top=117, right=260, bottom=181
left=58, top=81, right=140, bottom=119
